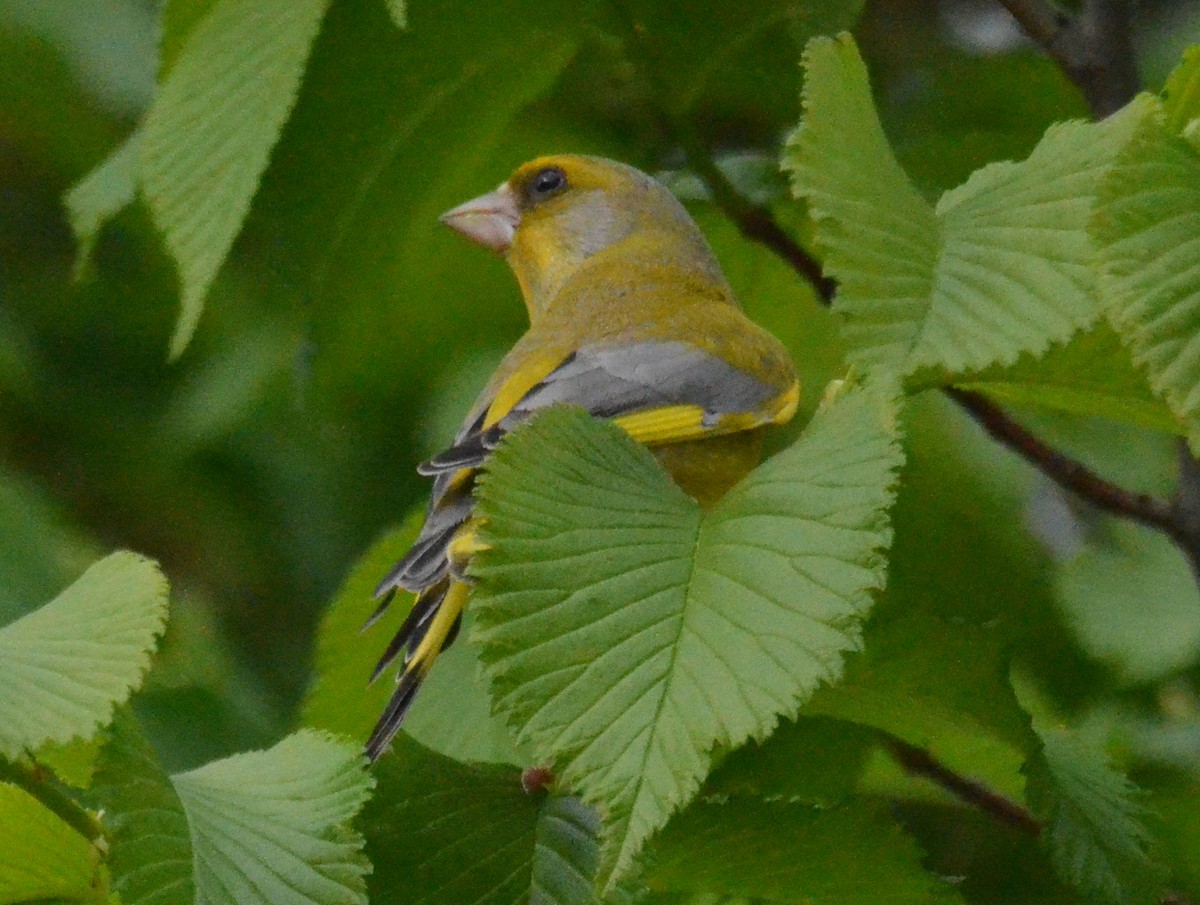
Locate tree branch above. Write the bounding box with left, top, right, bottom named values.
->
left=884, top=736, right=1043, bottom=836
left=612, top=0, right=834, bottom=302
left=997, top=0, right=1140, bottom=117
left=947, top=388, right=1179, bottom=533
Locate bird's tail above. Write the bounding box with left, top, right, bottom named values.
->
left=365, top=578, right=469, bottom=760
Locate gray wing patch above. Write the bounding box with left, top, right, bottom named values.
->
left=513, top=340, right=777, bottom=420
left=374, top=341, right=780, bottom=601
left=418, top=340, right=778, bottom=477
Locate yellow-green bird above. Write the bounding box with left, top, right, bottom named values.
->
left=365, top=155, right=798, bottom=759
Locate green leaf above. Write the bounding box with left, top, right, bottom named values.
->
left=64, top=129, right=141, bottom=277
left=471, top=383, right=904, bottom=885
left=786, top=34, right=1142, bottom=381
left=140, top=0, right=332, bottom=357
left=0, top=552, right=169, bottom=759
left=382, top=0, right=406, bottom=29
left=647, top=797, right=959, bottom=904
left=171, top=730, right=373, bottom=905
left=1055, top=520, right=1200, bottom=683
left=159, top=0, right=224, bottom=79
left=1162, top=45, right=1200, bottom=135
left=1026, top=728, right=1165, bottom=905
left=1094, top=106, right=1200, bottom=447
left=0, top=781, right=101, bottom=902
left=955, top=321, right=1178, bottom=432
left=301, top=519, right=520, bottom=765
left=364, top=735, right=617, bottom=905
left=702, top=716, right=876, bottom=806
left=91, top=709, right=194, bottom=905
left=785, top=34, right=940, bottom=377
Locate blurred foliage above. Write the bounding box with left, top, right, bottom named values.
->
left=3, top=0, right=1200, bottom=902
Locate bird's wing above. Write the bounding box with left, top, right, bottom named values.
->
left=420, top=339, right=799, bottom=476
left=371, top=338, right=796, bottom=605
left=365, top=338, right=797, bottom=754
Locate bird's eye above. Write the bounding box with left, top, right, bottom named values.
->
left=528, top=166, right=567, bottom=201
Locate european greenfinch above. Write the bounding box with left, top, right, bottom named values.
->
left=365, top=155, right=798, bottom=759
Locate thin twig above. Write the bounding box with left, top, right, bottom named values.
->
left=948, top=388, right=1178, bottom=533
left=1172, top=441, right=1200, bottom=582
left=885, top=737, right=1044, bottom=836
left=0, top=757, right=104, bottom=843
left=672, top=135, right=834, bottom=302
left=614, top=0, right=834, bottom=301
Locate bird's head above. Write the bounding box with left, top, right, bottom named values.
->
left=440, top=155, right=724, bottom=315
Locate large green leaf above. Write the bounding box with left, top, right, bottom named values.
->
left=470, top=383, right=904, bottom=885
left=1094, top=105, right=1200, bottom=448
left=140, top=0, right=333, bottom=356
left=1026, top=728, right=1165, bottom=905
left=786, top=34, right=1142, bottom=382
left=0, top=781, right=101, bottom=903
left=171, top=730, right=373, bottom=905
left=784, top=34, right=939, bottom=377
left=0, top=552, right=168, bottom=759
left=91, top=710, right=194, bottom=905
left=363, top=735, right=621, bottom=905
left=647, top=797, right=959, bottom=904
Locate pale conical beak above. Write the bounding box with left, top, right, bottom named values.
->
left=439, top=183, right=520, bottom=253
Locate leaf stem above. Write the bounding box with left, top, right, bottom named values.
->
left=0, top=756, right=104, bottom=843
left=884, top=736, right=1043, bottom=836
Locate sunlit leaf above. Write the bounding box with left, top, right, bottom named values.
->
left=471, top=383, right=903, bottom=885
left=171, top=730, right=373, bottom=905
left=1094, top=106, right=1200, bottom=448
left=0, top=782, right=101, bottom=902
left=787, top=34, right=1142, bottom=381
left=0, top=552, right=168, bottom=759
